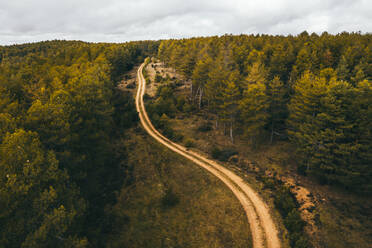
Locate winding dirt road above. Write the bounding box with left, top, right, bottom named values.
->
left=135, top=63, right=281, bottom=248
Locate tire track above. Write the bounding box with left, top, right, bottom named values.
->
left=135, top=63, right=281, bottom=248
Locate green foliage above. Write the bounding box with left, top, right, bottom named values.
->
left=210, top=146, right=238, bottom=162
left=0, top=113, right=16, bottom=143
left=155, top=34, right=372, bottom=248
left=239, top=78, right=268, bottom=141
left=184, top=138, right=195, bottom=148
left=192, top=54, right=213, bottom=108
left=288, top=72, right=372, bottom=192
left=155, top=72, right=163, bottom=83
left=175, top=95, right=186, bottom=111
left=218, top=81, right=240, bottom=124
left=157, top=33, right=372, bottom=193
left=0, top=40, right=155, bottom=247
left=0, top=129, right=86, bottom=248
left=197, top=122, right=212, bottom=132
left=161, top=188, right=180, bottom=208
left=267, top=76, right=288, bottom=142
left=112, top=89, right=139, bottom=130
left=336, top=56, right=350, bottom=81
left=273, top=186, right=310, bottom=248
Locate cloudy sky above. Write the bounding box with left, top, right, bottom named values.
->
left=0, top=0, right=371, bottom=45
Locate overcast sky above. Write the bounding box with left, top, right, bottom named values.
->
left=0, top=0, right=371, bottom=45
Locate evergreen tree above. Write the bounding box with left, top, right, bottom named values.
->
left=245, top=61, right=267, bottom=86
left=267, top=76, right=287, bottom=143
left=287, top=72, right=331, bottom=171
left=205, top=59, right=229, bottom=127
left=239, top=80, right=268, bottom=144
left=0, top=129, right=86, bottom=248
left=192, top=55, right=212, bottom=108
left=336, top=55, right=350, bottom=81
left=218, top=80, right=240, bottom=143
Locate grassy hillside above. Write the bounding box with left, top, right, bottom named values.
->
left=106, top=129, right=252, bottom=248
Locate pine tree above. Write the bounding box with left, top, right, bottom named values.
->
left=287, top=72, right=331, bottom=171
left=309, top=81, right=354, bottom=184
left=267, top=76, right=287, bottom=143
left=205, top=59, right=229, bottom=127
left=192, top=55, right=212, bottom=108
left=245, top=61, right=267, bottom=86
left=351, top=80, right=372, bottom=192
left=351, top=61, right=367, bottom=84
left=0, top=113, right=16, bottom=143
left=218, top=80, right=240, bottom=143
left=336, top=55, right=350, bottom=81
left=0, top=129, right=86, bottom=247
left=239, top=80, right=268, bottom=144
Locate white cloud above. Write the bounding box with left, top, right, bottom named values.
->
left=0, top=0, right=371, bottom=45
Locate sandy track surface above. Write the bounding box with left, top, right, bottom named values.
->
left=135, top=63, right=281, bottom=248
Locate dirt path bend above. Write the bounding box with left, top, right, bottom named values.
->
left=135, top=63, right=281, bottom=248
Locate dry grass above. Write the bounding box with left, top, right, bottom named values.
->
left=168, top=112, right=372, bottom=248
left=106, top=130, right=252, bottom=248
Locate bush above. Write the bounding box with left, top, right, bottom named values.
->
left=211, top=146, right=238, bottom=162
left=176, top=96, right=186, bottom=111
left=126, top=82, right=135, bottom=89
left=284, top=209, right=305, bottom=233
left=184, top=138, right=195, bottom=148
left=152, top=97, right=177, bottom=118
left=157, top=114, right=183, bottom=141
left=273, top=186, right=311, bottom=248
left=173, top=132, right=184, bottom=142
left=211, top=146, right=221, bottom=159
left=183, top=102, right=195, bottom=113
left=197, top=122, right=212, bottom=132
left=158, top=86, right=173, bottom=98
left=159, top=113, right=170, bottom=129
left=155, top=73, right=163, bottom=83
left=143, top=93, right=152, bottom=101
left=124, top=74, right=131, bottom=80
left=274, top=187, right=297, bottom=217
left=162, top=188, right=179, bottom=208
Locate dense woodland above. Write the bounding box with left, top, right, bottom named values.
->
left=0, top=32, right=371, bottom=248
left=0, top=40, right=158, bottom=247
left=155, top=32, right=372, bottom=194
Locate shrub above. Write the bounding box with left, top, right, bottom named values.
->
left=155, top=73, right=163, bottom=83
left=158, top=86, right=173, bottom=98
left=197, top=122, right=212, bottom=132
left=173, top=132, right=184, bottom=142
left=211, top=146, right=238, bottom=162
left=152, top=97, right=177, bottom=118
left=273, top=186, right=311, bottom=248
left=162, top=188, right=179, bottom=208
left=284, top=209, right=305, bottom=233
left=159, top=113, right=170, bottom=129
left=126, top=82, right=135, bottom=89
left=176, top=96, right=186, bottom=111
left=183, top=102, right=195, bottom=113
left=143, top=93, right=152, bottom=101
left=274, top=187, right=297, bottom=217
left=211, top=146, right=221, bottom=159
left=184, top=138, right=195, bottom=148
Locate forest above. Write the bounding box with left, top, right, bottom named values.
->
left=0, top=31, right=371, bottom=248
left=155, top=32, right=372, bottom=194
left=0, top=40, right=158, bottom=247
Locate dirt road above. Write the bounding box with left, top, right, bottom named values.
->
left=135, top=63, right=281, bottom=248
